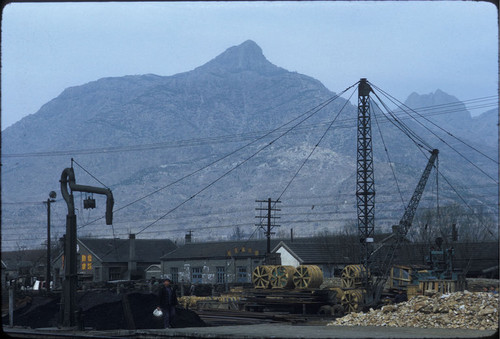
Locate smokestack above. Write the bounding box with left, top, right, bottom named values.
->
left=128, top=233, right=136, bottom=279
left=291, top=228, right=294, bottom=243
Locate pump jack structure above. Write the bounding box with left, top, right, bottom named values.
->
left=60, top=166, right=114, bottom=327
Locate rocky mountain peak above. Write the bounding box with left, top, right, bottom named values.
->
left=405, top=89, right=459, bottom=108
left=195, top=40, right=281, bottom=74
left=404, top=89, right=471, bottom=126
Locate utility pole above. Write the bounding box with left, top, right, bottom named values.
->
left=255, top=198, right=281, bottom=254
left=60, top=164, right=113, bottom=327
left=44, top=191, right=57, bottom=291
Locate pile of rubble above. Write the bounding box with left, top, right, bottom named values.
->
left=329, top=291, right=498, bottom=330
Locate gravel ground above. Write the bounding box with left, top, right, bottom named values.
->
left=331, top=291, right=498, bottom=330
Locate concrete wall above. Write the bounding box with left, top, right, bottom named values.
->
left=162, top=257, right=265, bottom=284
left=275, top=247, right=300, bottom=267
left=273, top=246, right=337, bottom=278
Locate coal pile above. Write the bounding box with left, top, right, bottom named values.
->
left=125, top=292, right=205, bottom=329
left=2, top=290, right=206, bottom=330
left=1, top=295, right=59, bottom=328
left=329, top=291, right=498, bottom=330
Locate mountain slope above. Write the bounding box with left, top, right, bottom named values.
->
left=1, top=40, right=497, bottom=251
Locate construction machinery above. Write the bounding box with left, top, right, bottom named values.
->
left=247, top=79, right=464, bottom=316
left=389, top=237, right=466, bottom=299
left=340, top=79, right=464, bottom=313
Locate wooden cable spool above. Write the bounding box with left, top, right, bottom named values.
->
left=341, top=264, right=367, bottom=288
left=340, top=289, right=365, bottom=313
left=252, top=265, right=275, bottom=289
left=292, top=265, right=323, bottom=289
left=269, top=265, right=296, bottom=289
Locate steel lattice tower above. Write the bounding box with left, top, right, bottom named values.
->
left=356, top=78, right=375, bottom=271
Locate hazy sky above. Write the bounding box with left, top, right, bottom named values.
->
left=1, top=1, right=498, bottom=129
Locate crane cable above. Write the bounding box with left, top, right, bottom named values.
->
left=77, top=89, right=351, bottom=230
left=97, top=83, right=356, bottom=257
left=370, top=84, right=498, bottom=182
left=276, top=86, right=357, bottom=203
left=371, top=103, right=406, bottom=209
left=371, top=85, right=498, bottom=165
left=369, top=89, right=433, bottom=152
left=369, top=82, right=496, bottom=241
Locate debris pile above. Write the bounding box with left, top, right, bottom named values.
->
left=329, top=291, right=498, bottom=330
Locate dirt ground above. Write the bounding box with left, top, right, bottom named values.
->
left=4, top=323, right=498, bottom=338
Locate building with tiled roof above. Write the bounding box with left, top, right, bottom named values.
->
left=52, top=235, right=177, bottom=283
left=274, top=237, right=498, bottom=278
left=159, top=239, right=280, bottom=285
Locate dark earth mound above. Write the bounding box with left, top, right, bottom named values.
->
left=2, top=291, right=205, bottom=330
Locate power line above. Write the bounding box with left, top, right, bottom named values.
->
left=4, top=208, right=498, bottom=243
left=371, top=83, right=499, bottom=166
left=91, top=87, right=352, bottom=258
left=2, top=95, right=496, bottom=159
left=76, top=87, right=354, bottom=230
left=276, top=86, right=357, bottom=203
left=3, top=198, right=496, bottom=234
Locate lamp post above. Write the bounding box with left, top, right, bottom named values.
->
left=45, top=191, right=57, bottom=291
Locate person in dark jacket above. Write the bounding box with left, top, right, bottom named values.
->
left=394, top=289, right=408, bottom=303
left=157, top=278, right=178, bottom=328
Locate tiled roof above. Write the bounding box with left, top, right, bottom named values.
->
left=160, top=234, right=394, bottom=262
left=274, top=238, right=498, bottom=274
left=79, top=237, right=177, bottom=263
left=160, top=239, right=282, bottom=260
left=1, top=249, right=47, bottom=269
left=274, top=233, right=400, bottom=264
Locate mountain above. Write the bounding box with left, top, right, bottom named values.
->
left=1, top=40, right=497, bottom=251
left=404, top=90, right=497, bottom=148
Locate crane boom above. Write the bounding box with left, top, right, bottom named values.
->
left=369, top=148, right=439, bottom=306
left=398, top=149, right=439, bottom=236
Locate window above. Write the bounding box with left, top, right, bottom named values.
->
left=216, top=266, right=226, bottom=284
left=237, top=266, right=247, bottom=283
left=170, top=267, right=179, bottom=283
left=80, top=254, right=93, bottom=271
left=192, top=267, right=202, bottom=283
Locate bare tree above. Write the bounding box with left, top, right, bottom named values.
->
left=409, top=204, right=498, bottom=243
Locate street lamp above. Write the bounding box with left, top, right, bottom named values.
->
left=45, top=191, right=57, bottom=291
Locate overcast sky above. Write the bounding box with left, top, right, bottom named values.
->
left=1, top=1, right=498, bottom=129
